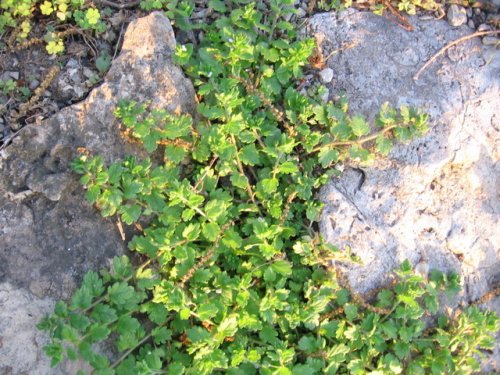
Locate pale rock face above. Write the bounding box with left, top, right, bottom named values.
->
left=0, top=13, right=195, bottom=374
left=308, top=10, right=499, bottom=370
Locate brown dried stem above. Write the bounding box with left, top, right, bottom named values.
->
left=413, top=30, right=500, bottom=81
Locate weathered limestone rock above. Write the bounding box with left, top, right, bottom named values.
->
left=310, top=10, right=499, bottom=370
left=308, top=11, right=500, bottom=372
left=0, top=12, right=195, bottom=374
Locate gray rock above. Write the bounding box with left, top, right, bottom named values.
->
left=447, top=4, right=467, bottom=27
left=0, top=12, right=195, bottom=374
left=319, top=67, right=334, bottom=83
left=29, top=79, right=40, bottom=90
left=482, top=36, right=499, bottom=45
left=308, top=10, right=499, bottom=369
left=477, top=23, right=491, bottom=31
left=0, top=283, right=92, bottom=375
left=0, top=71, right=20, bottom=81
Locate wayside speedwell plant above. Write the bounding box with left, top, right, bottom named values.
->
left=38, top=1, right=499, bottom=374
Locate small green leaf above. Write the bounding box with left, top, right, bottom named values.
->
left=208, top=0, right=226, bottom=12
left=197, top=303, right=219, bottom=320
left=278, top=161, right=299, bottom=174
left=165, top=144, right=187, bottom=164
left=230, top=173, right=249, bottom=189
left=318, top=148, right=339, bottom=168
left=204, top=199, right=226, bottom=221
left=119, top=204, right=142, bottom=225
left=298, top=335, right=318, bottom=353
left=350, top=115, right=370, bottom=137
left=271, top=260, right=292, bottom=276
left=376, top=136, right=393, bottom=156
left=182, top=223, right=201, bottom=241
left=261, top=178, right=278, bottom=194
left=240, top=144, right=260, bottom=166
left=202, top=222, right=220, bottom=241
left=344, top=303, right=358, bottom=321
left=96, top=51, right=111, bottom=74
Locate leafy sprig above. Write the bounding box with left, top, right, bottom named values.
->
left=39, top=1, right=498, bottom=374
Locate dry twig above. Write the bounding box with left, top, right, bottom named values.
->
left=413, top=30, right=500, bottom=81
left=381, top=0, right=414, bottom=31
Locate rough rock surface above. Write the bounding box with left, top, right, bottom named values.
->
left=0, top=12, right=195, bottom=374
left=309, top=10, right=499, bottom=370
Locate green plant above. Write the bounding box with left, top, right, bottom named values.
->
left=1, top=0, right=106, bottom=54
left=0, top=78, right=17, bottom=95
left=38, top=1, right=498, bottom=374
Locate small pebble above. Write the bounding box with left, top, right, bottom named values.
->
left=477, top=23, right=491, bottom=32
left=474, top=8, right=481, bottom=15
left=43, top=90, right=51, bottom=97
left=447, top=4, right=467, bottom=27
left=1, top=71, right=20, bottom=81
left=466, top=7, right=472, bottom=18
left=29, top=80, right=40, bottom=90
left=8, top=71, right=19, bottom=80
left=482, top=36, right=499, bottom=46
left=319, top=67, right=334, bottom=83
left=467, top=20, right=475, bottom=29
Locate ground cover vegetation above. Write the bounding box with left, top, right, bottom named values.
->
left=1, top=0, right=496, bottom=373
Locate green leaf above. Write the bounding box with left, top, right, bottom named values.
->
left=209, top=0, right=226, bottom=12
left=318, top=148, right=339, bottom=168
left=278, top=161, right=298, bottom=174
left=202, top=222, right=220, bottom=241
left=85, top=8, right=100, bottom=25
left=230, top=173, right=249, bottom=189
left=292, top=365, right=315, bottom=375
left=71, top=287, right=93, bottom=310
left=152, top=326, right=172, bottom=345
left=69, top=313, right=91, bottom=330
left=350, top=115, right=370, bottom=137
left=88, top=324, right=111, bottom=342
left=271, top=260, right=292, bottom=276
left=298, top=335, right=318, bottom=353
left=186, top=326, right=211, bottom=342
left=119, top=204, right=142, bottom=225
left=96, top=51, right=111, bottom=74
left=344, top=303, right=358, bottom=321
left=261, top=178, right=278, bottom=194
left=215, top=315, right=238, bottom=342
left=197, top=303, right=219, bottom=320
left=204, top=199, right=226, bottom=221
left=85, top=185, right=101, bottom=203
left=107, top=282, right=138, bottom=309
left=91, top=304, right=117, bottom=324
left=44, top=343, right=64, bottom=367
left=240, top=144, right=260, bottom=166
left=165, top=144, right=187, bottom=164
left=394, top=342, right=410, bottom=359
left=376, top=136, right=393, bottom=156
left=182, top=223, right=201, bottom=241
left=40, top=1, right=54, bottom=15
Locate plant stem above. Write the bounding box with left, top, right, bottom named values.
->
left=230, top=134, right=263, bottom=216
left=311, top=123, right=401, bottom=153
